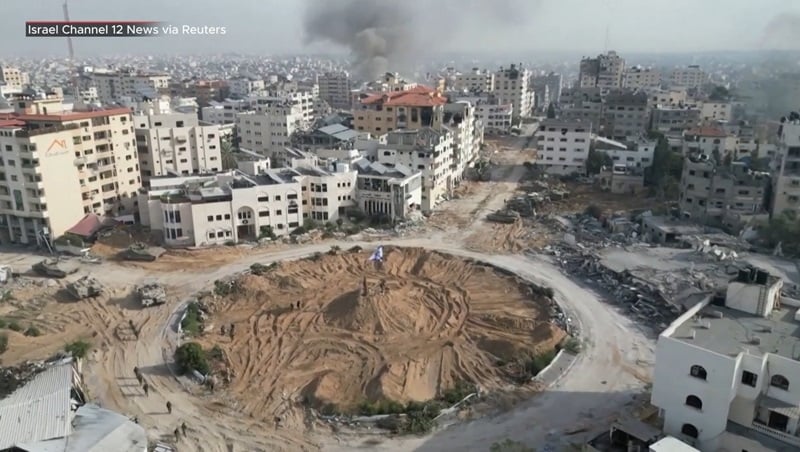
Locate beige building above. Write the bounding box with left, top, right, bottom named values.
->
left=699, top=101, right=733, bottom=122
left=134, top=109, right=222, bottom=186
left=494, top=64, right=533, bottom=120
left=772, top=121, right=800, bottom=217
left=318, top=71, right=352, bottom=110
left=453, top=68, right=495, bottom=93
left=353, top=86, right=447, bottom=135
left=683, top=126, right=741, bottom=159
left=679, top=156, right=768, bottom=230
left=354, top=159, right=423, bottom=220
left=0, top=94, right=140, bottom=245
left=668, top=65, right=707, bottom=88
left=0, top=66, right=28, bottom=90
left=236, top=96, right=307, bottom=157
left=579, top=51, right=626, bottom=93
left=376, top=128, right=454, bottom=212
left=80, top=68, right=170, bottom=104
left=624, top=66, right=662, bottom=89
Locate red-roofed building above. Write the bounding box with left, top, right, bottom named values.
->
left=0, top=94, right=140, bottom=246
left=353, top=85, right=447, bottom=135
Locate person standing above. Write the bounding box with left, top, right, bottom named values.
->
left=166, top=400, right=172, bottom=414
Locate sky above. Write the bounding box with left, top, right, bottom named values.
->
left=2, top=0, right=800, bottom=58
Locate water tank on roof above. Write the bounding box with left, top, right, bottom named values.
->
left=756, top=270, right=769, bottom=285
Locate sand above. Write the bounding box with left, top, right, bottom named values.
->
left=197, top=247, right=564, bottom=417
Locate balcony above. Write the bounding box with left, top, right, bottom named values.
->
left=751, top=420, right=800, bottom=447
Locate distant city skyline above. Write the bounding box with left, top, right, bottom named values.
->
left=2, top=0, right=800, bottom=58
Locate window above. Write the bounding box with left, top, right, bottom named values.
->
left=207, top=215, right=213, bottom=222
left=681, top=424, right=698, bottom=439
left=224, top=214, right=231, bottom=220
left=258, top=196, right=269, bottom=202
left=770, top=374, right=789, bottom=391
left=259, top=210, right=269, bottom=217
left=275, top=195, right=281, bottom=201
left=742, top=371, right=758, bottom=387
left=690, top=365, right=707, bottom=380
left=685, top=395, right=702, bottom=410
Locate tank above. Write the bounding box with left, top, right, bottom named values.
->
left=32, top=259, right=77, bottom=279
left=486, top=209, right=521, bottom=224
left=121, top=242, right=166, bottom=262
left=137, top=283, right=167, bottom=307
left=66, top=275, right=103, bottom=300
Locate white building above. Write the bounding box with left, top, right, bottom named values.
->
left=579, top=51, right=626, bottom=93
left=475, top=101, right=513, bottom=134
left=318, top=71, right=353, bottom=110
left=494, top=64, right=533, bottom=120
left=669, top=66, right=707, bottom=89
left=134, top=108, right=222, bottom=186
left=593, top=136, right=656, bottom=169
left=228, top=77, right=265, bottom=98
left=624, top=66, right=662, bottom=89
left=0, top=66, right=29, bottom=90
left=772, top=121, right=800, bottom=217
left=700, top=102, right=733, bottom=122
left=535, top=119, right=592, bottom=175
left=651, top=266, right=800, bottom=452
left=201, top=99, right=253, bottom=125
left=80, top=68, right=170, bottom=104
left=354, top=159, right=422, bottom=220
left=453, top=68, right=496, bottom=94
left=236, top=96, right=307, bottom=158
left=376, top=128, right=455, bottom=212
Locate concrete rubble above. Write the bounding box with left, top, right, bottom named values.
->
left=136, top=283, right=167, bottom=307
left=66, top=275, right=103, bottom=300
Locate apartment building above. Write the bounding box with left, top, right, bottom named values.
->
left=651, top=106, right=701, bottom=133
left=593, top=136, right=656, bottom=169
left=453, top=68, right=495, bottom=94
left=237, top=97, right=306, bottom=157
left=201, top=99, right=252, bottom=125
left=228, top=77, right=265, bottom=98
left=353, top=86, right=447, bottom=135
left=133, top=109, right=222, bottom=186
left=168, top=79, right=227, bottom=107
left=0, top=66, right=28, bottom=90
left=0, top=94, right=140, bottom=244
left=679, top=155, right=768, bottom=229
left=353, top=159, right=422, bottom=220
left=668, top=65, right=707, bottom=88
left=560, top=87, right=605, bottom=131
left=531, top=72, right=563, bottom=108
left=700, top=101, right=733, bottom=122
left=292, top=162, right=357, bottom=222
left=535, top=119, right=592, bottom=175
left=375, top=128, right=454, bottom=212
left=683, top=127, right=740, bottom=159
left=475, top=101, right=513, bottom=134
left=647, top=88, right=689, bottom=108
left=579, top=51, right=626, bottom=93
left=494, top=64, right=533, bottom=120
left=624, top=66, right=662, bottom=89
left=772, top=121, right=800, bottom=217
left=604, top=90, right=650, bottom=142
left=651, top=266, right=800, bottom=452
left=444, top=101, right=483, bottom=182
left=318, top=71, right=353, bottom=110
left=80, top=68, right=170, bottom=104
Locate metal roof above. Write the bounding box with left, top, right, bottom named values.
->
left=0, top=359, right=75, bottom=449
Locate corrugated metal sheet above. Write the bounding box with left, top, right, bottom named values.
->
left=0, top=359, right=74, bottom=449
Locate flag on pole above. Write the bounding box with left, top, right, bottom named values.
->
left=369, top=245, right=384, bottom=262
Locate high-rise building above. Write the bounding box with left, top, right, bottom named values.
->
left=494, top=64, right=534, bottom=120
left=669, top=65, right=707, bottom=89
left=623, top=66, right=662, bottom=89
left=237, top=96, right=307, bottom=157
left=772, top=120, right=800, bottom=217
left=532, top=72, right=563, bottom=109
left=579, top=51, right=626, bottom=93
left=318, top=71, right=353, bottom=110
left=133, top=106, right=222, bottom=186
left=79, top=68, right=170, bottom=105
left=0, top=92, right=141, bottom=244
left=0, top=66, right=28, bottom=91
left=453, top=68, right=496, bottom=94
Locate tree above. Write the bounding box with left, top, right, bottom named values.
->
left=220, top=138, right=238, bottom=170
left=489, top=438, right=536, bottom=452
left=174, top=342, right=210, bottom=375
left=586, top=148, right=612, bottom=175
left=723, top=152, right=733, bottom=167
left=645, top=132, right=683, bottom=201
left=546, top=102, right=556, bottom=119
left=65, top=339, right=91, bottom=359
left=762, top=211, right=800, bottom=256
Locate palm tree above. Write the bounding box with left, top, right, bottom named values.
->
left=220, top=138, right=237, bottom=170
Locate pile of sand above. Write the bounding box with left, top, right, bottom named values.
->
left=199, top=247, right=564, bottom=417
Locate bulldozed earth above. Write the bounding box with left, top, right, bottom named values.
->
left=195, top=246, right=565, bottom=419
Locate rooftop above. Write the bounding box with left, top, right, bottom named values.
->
left=360, top=85, right=447, bottom=107
left=354, top=159, right=416, bottom=180
left=686, top=126, right=728, bottom=138
left=671, top=301, right=800, bottom=359
left=0, top=107, right=132, bottom=123
left=648, top=436, right=700, bottom=452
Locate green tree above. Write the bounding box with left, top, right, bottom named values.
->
left=646, top=132, right=683, bottom=200
left=220, top=138, right=238, bottom=170
left=65, top=339, right=91, bottom=359
left=586, top=148, right=612, bottom=175
left=489, top=438, right=536, bottom=452
left=546, top=103, right=556, bottom=119
left=174, top=342, right=210, bottom=375
left=763, top=211, right=800, bottom=256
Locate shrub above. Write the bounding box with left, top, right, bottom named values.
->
left=65, top=339, right=91, bottom=359
left=307, top=252, right=323, bottom=261
left=181, top=302, right=201, bottom=335
left=0, top=334, right=7, bottom=355
left=324, top=221, right=335, bottom=231
left=561, top=337, right=581, bottom=354
left=291, top=226, right=308, bottom=235
left=258, top=225, right=276, bottom=240
left=174, top=342, right=210, bottom=375
left=304, top=219, right=320, bottom=230
left=358, top=399, right=406, bottom=416
left=400, top=410, right=436, bottom=435
left=207, top=344, right=224, bottom=361
left=489, top=438, right=536, bottom=452
left=7, top=321, right=21, bottom=332
left=250, top=263, right=268, bottom=275
left=524, top=350, right=557, bottom=377
left=441, top=380, right=476, bottom=405
left=24, top=326, right=41, bottom=337
left=335, top=218, right=344, bottom=229
left=213, top=279, right=239, bottom=296
left=0, top=318, right=6, bottom=328
left=328, top=245, right=341, bottom=255
left=224, top=240, right=236, bottom=246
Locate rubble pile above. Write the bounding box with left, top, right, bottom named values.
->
left=0, top=360, right=48, bottom=398
left=66, top=275, right=103, bottom=300
left=137, top=283, right=167, bottom=307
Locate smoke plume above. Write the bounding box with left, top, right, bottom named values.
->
left=759, top=13, right=800, bottom=49
left=303, top=0, right=538, bottom=81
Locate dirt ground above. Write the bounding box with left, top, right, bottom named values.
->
left=195, top=247, right=564, bottom=418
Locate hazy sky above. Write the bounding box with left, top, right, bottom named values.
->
left=3, top=0, right=800, bottom=57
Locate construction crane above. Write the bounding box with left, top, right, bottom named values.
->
left=63, top=0, right=80, bottom=99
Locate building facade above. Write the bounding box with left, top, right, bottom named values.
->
left=80, top=68, right=170, bottom=104
left=494, top=64, right=534, bottom=120
left=353, top=86, right=447, bottom=135
left=579, top=51, right=626, bottom=93
left=669, top=66, right=707, bottom=88
left=0, top=95, right=141, bottom=244
left=535, top=119, right=592, bottom=175
left=134, top=110, right=222, bottom=186
left=604, top=90, right=650, bottom=142
left=652, top=106, right=701, bottom=133
left=453, top=68, right=495, bottom=94
left=318, top=71, right=353, bottom=110
left=624, top=66, right=662, bottom=89
left=651, top=267, right=800, bottom=452
left=236, top=97, right=307, bottom=157
left=0, top=66, right=28, bottom=91
left=772, top=121, right=800, bottom=217
left=354, top=159, right=422, bottom=220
